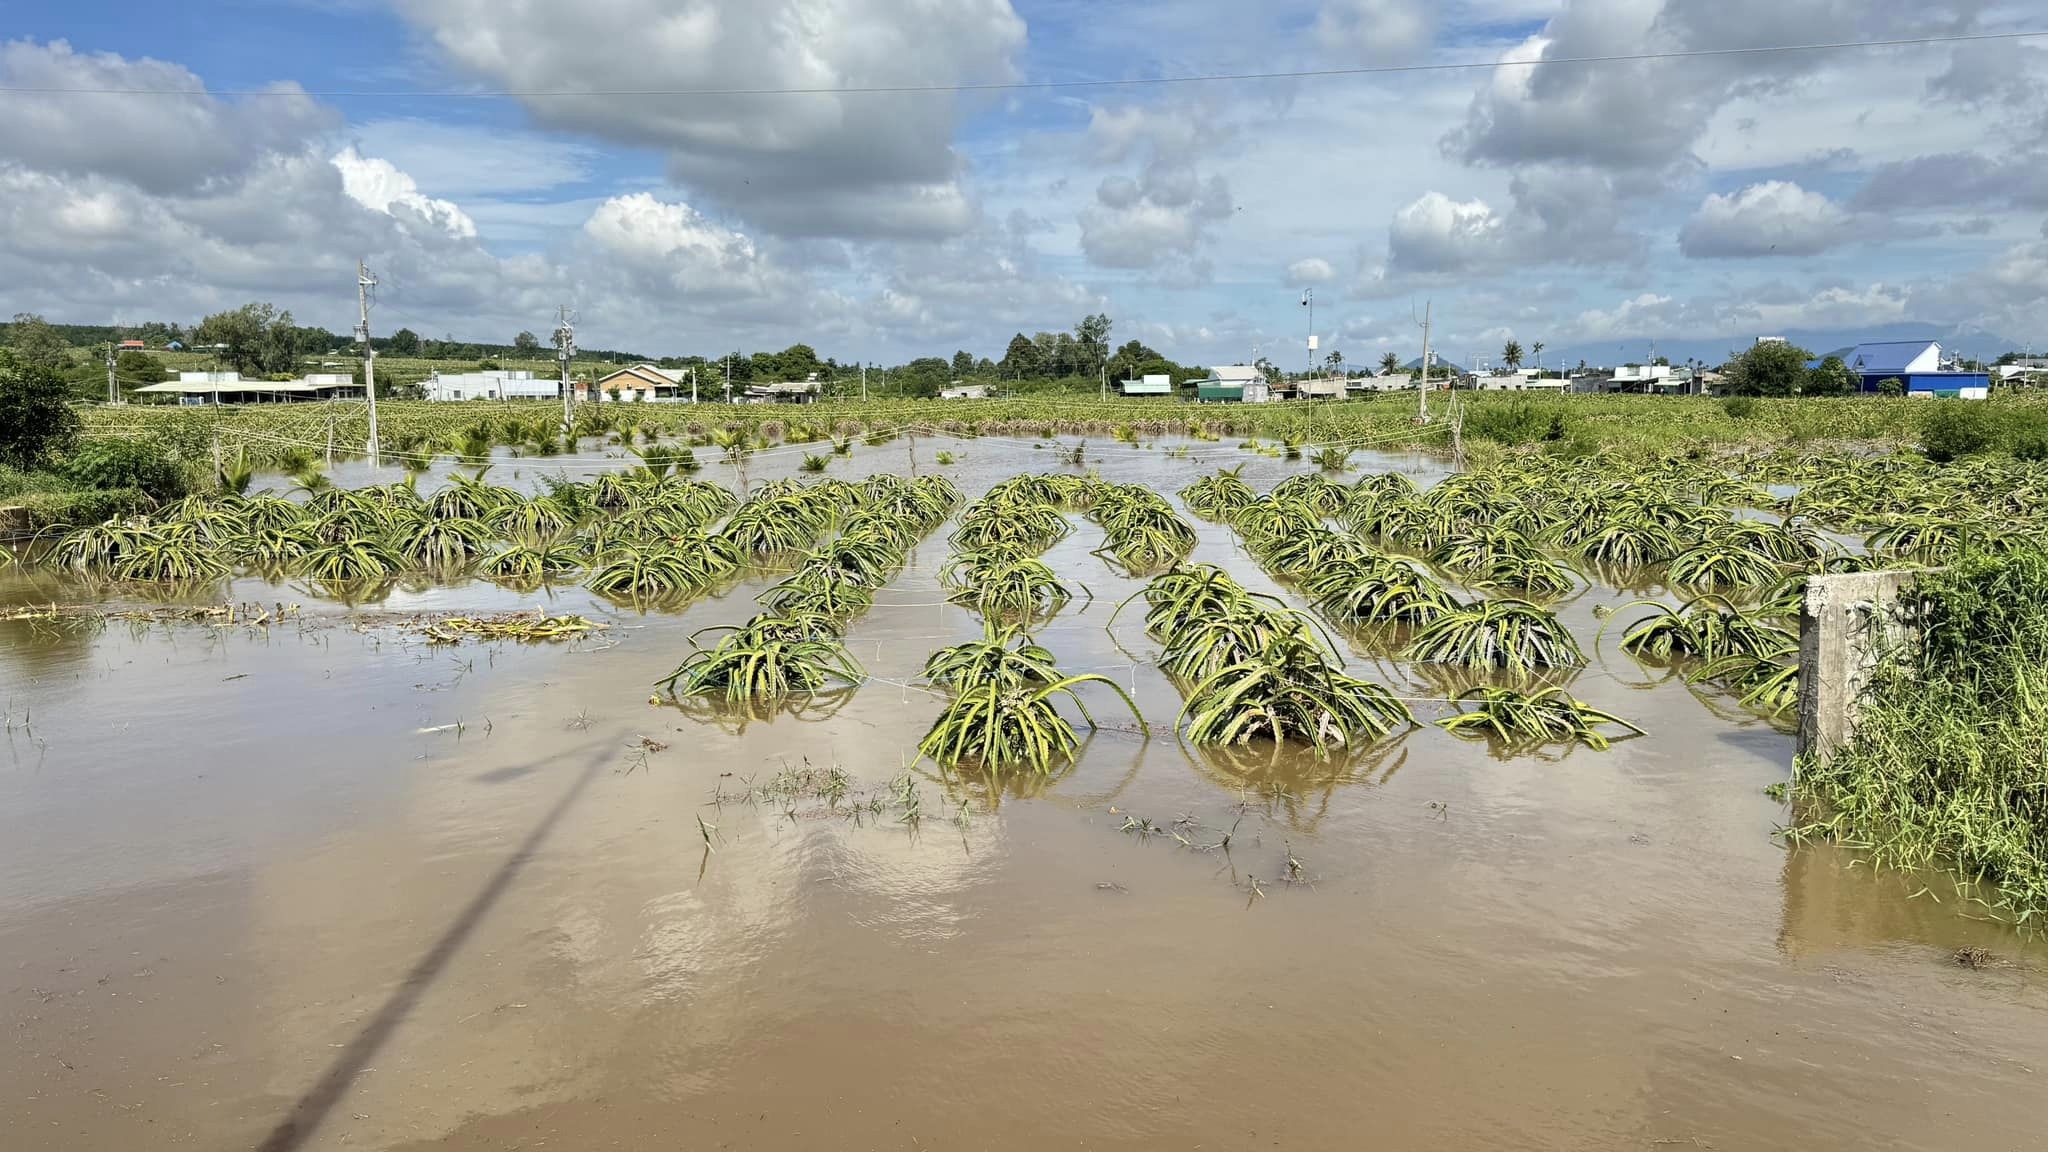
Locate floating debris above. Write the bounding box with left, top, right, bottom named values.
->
left=414, top=611, right=607, bottom=644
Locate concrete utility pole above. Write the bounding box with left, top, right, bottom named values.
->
left=555, top=305, right=575, bottom=433
left=356, top=260, right=381, bottom=466
left=861, top=362, right=867, bottom=401
left=1416, top=299, right=1434, bottom=425
left=105, top=343, right=118, bottom=405
left=689, top=366, right=697, bottom=405
left=724, top=355, right=732, bottom=404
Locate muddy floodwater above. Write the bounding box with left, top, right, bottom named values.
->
left=3, top=434, right=2043, bottom=1151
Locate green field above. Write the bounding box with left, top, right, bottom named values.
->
left=71, top=392, right=2048, bottom=470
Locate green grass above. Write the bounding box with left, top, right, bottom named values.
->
left=1790, top=546, right=2048, bottom=926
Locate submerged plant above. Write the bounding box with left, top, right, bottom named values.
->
left=1403, top=598, right=1585, bottom=672
left=1179, top=637, right=1415, bottom=756
left=918, top=674, right=1139, bottom=772
left=1437, top=687, right=1644, bottom=750
left=660, top=614, right=864, bottom=702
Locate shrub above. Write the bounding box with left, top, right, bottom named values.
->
left=1721, top=395, right=1759, bottom=420
left=5, top=484, right=151, bottom=529
left=1877, top=377, right=1906, bottom=397
left=0, top=349, right=79, bottom=469
left=60, top=437, right=192, bottom=500
left=1466, top=400, right=1565, bottom=446
left=1919, top=401, right=1995, bottom=463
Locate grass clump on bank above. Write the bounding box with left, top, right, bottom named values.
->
left=1791, top=546, right=2048, bottom=926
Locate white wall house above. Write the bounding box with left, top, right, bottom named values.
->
left=423, top=370, right=559, bottom=401
left=1475, top=370, right=1565, bottom=391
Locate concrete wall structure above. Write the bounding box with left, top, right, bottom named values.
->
left=1796, top=570, right=1922, bottom=768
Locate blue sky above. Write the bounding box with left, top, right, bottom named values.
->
left=2, top=1, right=2044, bottom=367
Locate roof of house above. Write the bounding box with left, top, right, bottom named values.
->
left=1841, top=340, right=1939, bottom=375
left=1208, top=364, right=1263, bottom=382
left=598, top=363, right=683, bottom=387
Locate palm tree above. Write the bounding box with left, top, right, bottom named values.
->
left=1325, top=350, right=1344, bottom=375
left=1503, top=340, right=1524, bottom=372
left=1531, top=341, right=1545, bottom=375
left=1379, top=352, right=1400, bottom=377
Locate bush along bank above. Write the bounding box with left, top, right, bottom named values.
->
left=1789, top=546, right=2048, bottom=927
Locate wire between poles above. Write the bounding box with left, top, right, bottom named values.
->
left=2, top=31, right=2041, bottom=99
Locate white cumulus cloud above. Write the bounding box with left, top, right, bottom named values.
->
left=1679, top=180, right=1854, bottom=258
left=332, top=147, right=477, bottom=239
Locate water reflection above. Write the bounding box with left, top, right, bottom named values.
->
left=665, top=690, right=859, bottom=734
left=1184, top=734, right=1415, bottom=832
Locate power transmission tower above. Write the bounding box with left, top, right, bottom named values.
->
left=356, top=261, right=381, bottom=466
left=554, top=305, right=576, bottom=433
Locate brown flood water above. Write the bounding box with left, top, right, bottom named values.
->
left=2, top=434, right=2043, bottom=1152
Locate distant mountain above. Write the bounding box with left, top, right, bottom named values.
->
left=1538, top=322, right=2024, bottom=372
left=1404, top=356, right=1468, bottom=377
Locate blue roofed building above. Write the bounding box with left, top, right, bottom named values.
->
left=1810, top=340, right=1990, bottom=398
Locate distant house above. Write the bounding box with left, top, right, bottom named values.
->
left=133, top=371, right=364, bottom=405
left=1194, top=365, right=1269, bottom=403
left=939, top=383, right=991, bottom=400
left=1475, top=369, right=1565, bottom=392
left=164, top=339, right=186, bottom=352
left=597, top=363, right=690, bottom=402
left=117, top=339, right=146, bottom=351
left=1821, top=341, right=1990, bottom=397
left=1115, top=374, right=1173, bottom=397
left=1296, top=377, right=1348, bottom=400
left=423, top=369, right=558, bottom=401
left=744, top=380, right=822, bottom=405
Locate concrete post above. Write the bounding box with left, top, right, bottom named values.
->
left=1796, top=570, right=1921, bottom=768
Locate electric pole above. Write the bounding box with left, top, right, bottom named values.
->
left=689, top=366, right=697, bottom=405
left=1416, top=299, right=1433, bottom=425
left=724, top=354, right=732, bottom=404
left=861, top=362, right=867, bottom=401
left=105, top=342, right=119, bottom=405
left=356, top=260, right=381, bottom=466
left=554, top=306, right=575, bottom=433
left=1302, top=289, right=1316, bottom=378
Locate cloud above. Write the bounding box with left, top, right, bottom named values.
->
left=391, top=0, right=1026, bottom=239
left=1288, top=257, right=1336, bottom=283
left=1850, top=151, right=2048, bottom=214
left=1389, top=192, right=1505, bottom=273
left=1571, top=292, right=1679, bottom=340
left=0, top=39, right=335, bottom=195
left=1445, top=0, right=1940, bottom=176
left=333, top=147, right=478, bottom=239
left=1678, top=181, right=1855, bottom=258
left=1314, top=0, right=1434, bottom=65
left=580, top=193, right=792, bottom=299
left=1076, top=104, right=1235, bottom=276
left=1383, top=170, right=1641, bottom=277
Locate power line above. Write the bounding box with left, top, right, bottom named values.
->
left=1, top=31, right=2041, bottom=99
